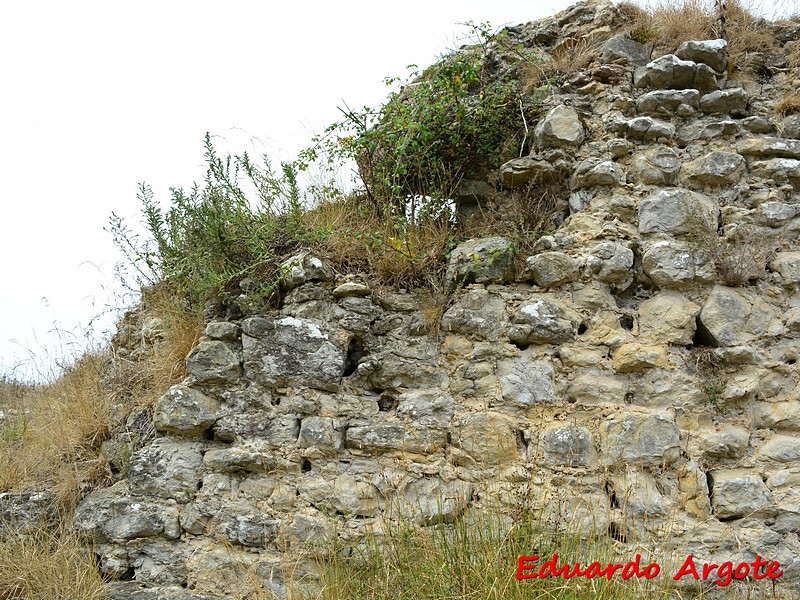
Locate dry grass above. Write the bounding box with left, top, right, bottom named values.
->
left=0, top=525, right=106, bottom=600
left=776, top=93, right=800, bottom=116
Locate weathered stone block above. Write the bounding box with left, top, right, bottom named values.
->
left=586, top=241, right=633, bottom=283
left=569, top=159, right=625, bottom=189
left=186, top=341, right=241, bottom=383
left=453, top=413, right=518, bottom=465
left=497, top=356, right=555, bottom=406
left=710, top=470, right=772, bottom=519
left=638, top=188, right=718, bottom=235
left=698, top=425, right=750, bottom=459
left=631, top=146, right=681, bottom=185
left=534, top=105, right=585, bottom=149
left=445, top=237, right=514, bottom=286
left=298, top=416, right=345, bottom=454
left=675, top=39, right=728, bottom=73
left=128, top=439, right=205, bottom=503
left=602, top=412, right=680, bottom=466
left=396, top=389, right=454, bottom=427
left=346, top=422, right=446, bottom=454
left=697, top=285, right=782, bottom=346
left=641, top=240, right=715, bottom=289
left=758, top=435, right=800, bottom=463
left=638, top=291, right=700, bottom=345
left=508, top=296, right=581, bottom=345
left=154, top=385, right=218, bottom=436
left=612, top=343, right=669, bottom=373
left=682, top=151, right=746, bottom=188
left=567, top=369, right=628, bottom=405
left=770, top=252, right=800, bottom=285
left=700, top=88, right=749, bottom=116
left=525, top=251, right=579, bottom=288
left=242, top=316, right=344, bottom=390
left=396, top=477, right=472, bottom=525
left=540, top=424, right=596, bottom=466
left=441, top=288, right=507, bottom=341
left=636, top=89, right=700, bottom=117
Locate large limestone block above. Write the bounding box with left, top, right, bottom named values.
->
left=700, top=88, right=749, bottom=116
left=751, top=401, right=800, bottom=430
left=525, top=251, right=579, bottom=288
left=213, top=413, right=299, bottom=445
left=641, top=240, right=715, bottom=289
left=358, top=338, right=445, bottom=389
left=602, top=33, right=651, bottom=66
left=623, top=116, right=676, bottom=141
left=567, top=369, right=628, bottom=405
left=678, top=461, right=711, bottom=519
left=534, top=105, right=585, bottom=149
left=675, top=39, right=728, bottom=73
left=186, top=340, right=242, bottom=383
left=540, top=423, right=597, bottom=467
left=682, top=151, right=746, bottom=188
left=586, top=241, right=633, bottom=283
left=500, top=150, right=572, bottom=187
left=783, top=114, right=800, bottom=139
left=453, top=413, right=518, bottom=465
left=154, top=385, right=218, bottom=436
left=128, top=439, right=206, bottom=503
left=445, top=237, right=514, bottom=286
left=203, top=441, right=279, bottom=474
left=569, top=159, right=626, bottom=189
left=396, top=478, right=472, bottom=525
left=75, top=482, right=181, bottom=543
left=298, top=416, right=345, bottom=454
left=636, top=89, right=700, bottom=117
left=638, top=188, right=718, bottom=235
left=758, top=435, right=800, bottom=463
left=698, top=425, right=750, bottom=459
left=396, top=389, right=454, bottom=427
left=602, top=412, right=681, bottom=467
left=508, top=295, right=582, bottom=346
left=242, top=316, right=344, bottom=390
left=633, top=54, right=720, bottom=91
left=710, top=470, right=773, bottom=519
left=612, top=343, right=669, bottom=373
left=610, top=470, right=670, bottom=517
left=345, top=421, right=446, bottom=454
left=631, top=146, right=681, bottom=185
left=497, top=356, right=555, bottom=406
left=750, top=158, right=800, bottom=187
left=697, top=285, right=782, bottom=346
left=441, top=288, right=507, bottom=341
left=737, top=137, right=800, bottom=159
left=638, top=291, right=700, bottom=345
left=770, top=252, right=800, bottom=285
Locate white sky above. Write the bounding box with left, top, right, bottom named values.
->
left=1, top=0, right=576, bottom=380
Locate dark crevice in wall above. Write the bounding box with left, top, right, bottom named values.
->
left=342, top=336, right=367, bottom=377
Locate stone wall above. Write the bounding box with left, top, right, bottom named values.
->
left=76, top=2, right=800, bottom=598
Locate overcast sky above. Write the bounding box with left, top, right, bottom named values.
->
left=2, top=0, right=582, bottom=379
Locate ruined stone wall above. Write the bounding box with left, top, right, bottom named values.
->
left=76, top=2, right=800, bottom=598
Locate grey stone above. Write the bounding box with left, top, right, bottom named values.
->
left=602, top=34, right=651, bottom=66
left=751, top=402, right=800, bottom=430
left=737, top=137, right=800, bottom=159
left=204, top=321, right=240, bottom=341
left=75, top=482, right=180, bottom=543
left=298, top=416, right=345, bottom=454
left=642, top=240, right=714, bottom=289
left=638, top=188, right=718, bottom=235
left=105, top=582, right=218, bottom=600
left=699, top=88, right=749, bottom=116
left=357, top=338, right=444, bottom=389
left=525, top=251, right=580, bottom=288
left=638, top=291, right=700, bottom=345
left=214, top=413, right=299, bottom=445
left=445, top=237, right=514, bottom=286
left=710, top=470, right=772, bottom=519
left=378, top=292, right=421, bottom=312
left=637, top=89, right=700, bottom=117
left=675, top=39, right=728, bottom=73
left=540, top=424, right=597, bottom=466
left=698, top=286, right=782, bottom=346
left=497, top=356, right=555, bottom=406
left=757, top=202, right=796, bottom=227
left=346, top=422, right=446, bottom=454
left=783, top=114, right=800, bottom=139
left=396, top=389, right=454, bottom=428
left=203, top=442, right=278, bottom=473
left=759, top=435, right=800, bottom=462
left=586, top=241, right=633, bottom=283
left=242, top=316, right=344, bottom=390
left=567, top=369, right=628, bottom=405
left=128, top=439, right=206, bottom=503
left=634, top=54, right=721, bottom=91
left=741, top=116, right=775, bottom=134
left=570, top=159, right=625, bottom=189
left=603, top=412, right=681, bottom=467
left=396, top=478, right=472, bottom=525
left=500, top=150, right=572, bottom=187
left=682, top=151, right=746, bottom=188
left=509, top=295, right=582, bottom=345
left=770, top=252, right=800, bottom=284
left=0, top=492, right=57, bottom=533
left=186, top=341, right=241, bottom=383
left=153, top=385, right=218, bottom=436
left=299, top=473, right=381, bottom=517
left=441, top=288, right=507, bottom=341
left=333, top=282, right=371, bottom=299
left=624, top=116, right=676, bottom=141
left=280, top=252, right=335, bottom=290
left=699, top=425, right=750, bottom=459
left=453, top=413, right=518, bottom=465
left=534, top=105, right=585, bottom=149
left=750, top=158, right=800, bottom=187
left=631, top=146, right=681, bottom=185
